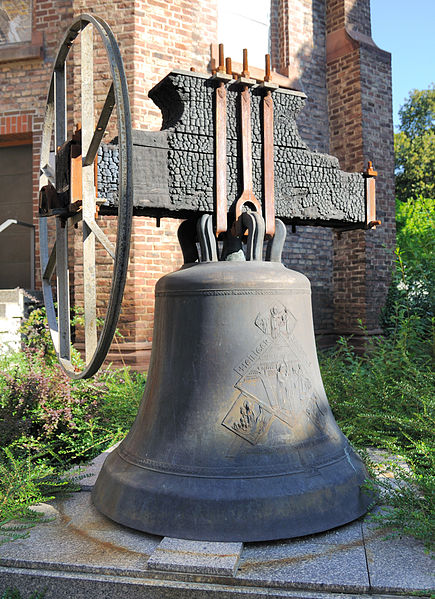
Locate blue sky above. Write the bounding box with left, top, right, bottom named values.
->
left=371, top=0, right=435, bottom=131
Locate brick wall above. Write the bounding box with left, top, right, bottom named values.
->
left=134, top=0, right=217, bottom=130
left=327, top=0, right=370, bottom=36
left=360, top=42, right=395, bottom=332
left=125, top=0, right=216, bottom=360
left=326, top=42, right=366, bottom=334
left=344, top=0, right=371, bottom=36
left=325, top=0, right=395, bottom=344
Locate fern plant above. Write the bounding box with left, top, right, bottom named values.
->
left=0, top=447, right=82, bottom=545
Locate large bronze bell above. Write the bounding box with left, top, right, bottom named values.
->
left=93, top=226, right=371, bottom=541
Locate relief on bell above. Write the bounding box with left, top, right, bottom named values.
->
left=222, top=391, right=274, bottom=445
left=222, top=302, right=327, bottom=445
left=254, top=302, right=296, bottom=339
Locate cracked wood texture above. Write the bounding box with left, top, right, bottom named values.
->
left=97, top=69, right=367, bottom=227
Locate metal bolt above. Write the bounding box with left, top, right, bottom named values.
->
left=265, top=54, right=271, bottom=82
left=365, top=161, right=377, bottom=177
left=218, top=43, right=225, bottom=73
left=242, top=48, right=249, bottom=78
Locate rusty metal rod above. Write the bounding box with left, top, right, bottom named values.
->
left=215, top=79, right=228, bottom=236
left=262, top=90, right=275, bottom=237
left=214, top=43, right=229, bottom=236
left=265, top=53, right=272, bottom=82
left=242, top=48, right=249, bottom=78
left=262, top=54, right=275, bottom=237
left=234, top=56, right=262, bottom=229
left=218, top=43, right=225, bottom=72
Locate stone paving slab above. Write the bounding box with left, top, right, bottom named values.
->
left=0, top=492, right=160, bottom=578
left=148, top=537, right=243, bottom=576
left=236, top=527, right=370, bottom=593
left=77, top=442, right=120, bottom=491
left=362, top=518, right=434, bottom=593
left=289, top=520, right=363, bottom=546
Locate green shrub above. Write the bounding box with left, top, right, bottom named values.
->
left=0, top=306, right=146, bottom=543
left=320, top=332, right=435, bottom=550
left=19, top=307, right=56, bottom=365
left=0, top=446, right=82, bottom=545
left=369, top=465, right=434, bottom=549
left=0, top=351, right=145, bottom=541
left=382, top=197, right=435, bottom=362
left=321, top=334, right=434, bottom=460
left=0, top=343, right=145, bottom=467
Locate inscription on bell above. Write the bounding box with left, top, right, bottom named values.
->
left=234, top=337, right=273, bottom=377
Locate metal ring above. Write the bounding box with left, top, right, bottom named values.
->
left=39, top=15, right=133, bottom=379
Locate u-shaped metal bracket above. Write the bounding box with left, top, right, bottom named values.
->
left=242, top=211, right=265, bottom=261
left=197, top=214, right=218, bottom=262
left=265, top=218, right=286, bottom=263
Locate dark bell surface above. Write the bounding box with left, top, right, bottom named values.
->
left=93, top=261, right=372, bottom=541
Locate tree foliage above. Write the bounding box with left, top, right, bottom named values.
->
left=395, top=85, right=435, bottom=202
left=396, top=197, right=434, bottom=358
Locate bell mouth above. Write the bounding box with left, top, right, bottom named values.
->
left=92, top=442, right=372, bottom=542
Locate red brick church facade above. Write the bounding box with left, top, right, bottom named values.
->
left=0, top=0, right=395, bottom=366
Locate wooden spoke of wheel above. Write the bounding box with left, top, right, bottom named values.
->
left=39, top=15, right=133, bottom=379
